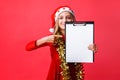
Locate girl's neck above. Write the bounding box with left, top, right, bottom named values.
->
left=61, top=29, right=65, bottom=35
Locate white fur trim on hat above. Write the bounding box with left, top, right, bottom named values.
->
left=49, top=28, right=54, bottom=33
left=54, top=7, right=74, bottom=21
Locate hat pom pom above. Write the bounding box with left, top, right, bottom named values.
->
left=49, top=28, right=54, bottom=33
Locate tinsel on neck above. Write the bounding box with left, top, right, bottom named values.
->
left=54, top=31, right=84, bottom=80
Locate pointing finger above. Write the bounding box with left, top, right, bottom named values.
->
left=54, top=35, right=62, bottom=37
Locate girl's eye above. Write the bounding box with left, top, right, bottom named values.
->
left=67, top=16, right=72, bottom=19
left=58, top=16, right=73, bottom=20
left=58, top=16, right=63, bottom=20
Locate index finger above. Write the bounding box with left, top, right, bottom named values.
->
left=54, top=35, right=63, bottom=37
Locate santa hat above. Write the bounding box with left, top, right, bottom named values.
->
left=54, top=6, right=74, bottom=21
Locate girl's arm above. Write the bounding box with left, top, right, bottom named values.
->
left=26, top=35, right=62, bottom=51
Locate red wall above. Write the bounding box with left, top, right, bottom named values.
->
left=0, top=0, right=120, bottom=80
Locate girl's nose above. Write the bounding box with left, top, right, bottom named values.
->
left=63, top=18, right=67, bottom=22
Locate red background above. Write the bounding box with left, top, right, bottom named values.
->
left=0, top=0, right=120, bottom=80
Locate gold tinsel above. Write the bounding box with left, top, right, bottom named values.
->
left=54, top=36, right=84, bottom=80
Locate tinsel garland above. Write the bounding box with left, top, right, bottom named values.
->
left=55, top=37, right=84, bottom=80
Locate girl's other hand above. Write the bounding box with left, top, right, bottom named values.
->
left=88, top=44, right=97, bottom=53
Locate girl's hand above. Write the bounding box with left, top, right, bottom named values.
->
left=44, top=35, right=62, bottom=43
left=88, top=44, right=97, bottom=53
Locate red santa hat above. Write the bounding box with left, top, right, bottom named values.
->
left=54, top=6, right=74, bottom=21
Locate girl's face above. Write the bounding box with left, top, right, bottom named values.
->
left=58, top=11, right=74, bottom=30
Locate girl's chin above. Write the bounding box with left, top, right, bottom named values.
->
left=60, top=26, right=65, bottom=30
left=60, top=27, right=65, bottom=31
left=61, top=28, right=65, bottom=30
left=62, top=26, right=65, bottom=29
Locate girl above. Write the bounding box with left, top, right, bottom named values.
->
left=26, top=6, right=97, bottom=80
